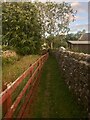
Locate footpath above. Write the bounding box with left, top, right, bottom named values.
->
left=23, top=55, right=87, bottom=119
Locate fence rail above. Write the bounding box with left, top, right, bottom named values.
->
left=0, top=53, right=48, bottom=118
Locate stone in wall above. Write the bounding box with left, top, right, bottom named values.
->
left=54, top=47, right=90, bottom=115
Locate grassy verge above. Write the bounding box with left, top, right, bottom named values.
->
left=24, top=55, right=88, bottom=118
left=2, top=54, right=40, bottom=117
left=2, top=55, right=40, bottom=84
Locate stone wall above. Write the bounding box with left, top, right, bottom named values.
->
left=54, top=48, right=90, bottom=114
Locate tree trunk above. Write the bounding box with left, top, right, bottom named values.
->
left=51, top=42, right=53, bottom=49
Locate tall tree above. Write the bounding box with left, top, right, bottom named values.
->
left=35, top=2, right=76, bottom=48
left=2, top=2, right=42, bottom=54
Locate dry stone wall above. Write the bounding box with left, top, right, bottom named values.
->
left=54, top=48, right=90, bottom=115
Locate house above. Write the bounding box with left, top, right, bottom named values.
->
left=79, top=33, right=90, bottom=41
left=67, top=33, right=90, bottom=54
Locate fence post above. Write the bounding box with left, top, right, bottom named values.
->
left=31, top=65, right=33, bottom=77
left=41, top=58, right=43, bottom=66
left=6, top=85, right=12, bottom=118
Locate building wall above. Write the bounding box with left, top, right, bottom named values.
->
left=69, top=43, right=90, bottom=54
left=72, top=45, right=90, bottom=53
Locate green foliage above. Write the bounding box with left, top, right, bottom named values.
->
left=2, top=2, right=76, bottom=54
left=65, top=29, right=86, bottom=41
left=3, top=55, right=40, bottom=83
left=35, top=2, right=76, bottom=49
left=46, top=34, right=68, bottom=49
left=35, top=2, right=76, bottom=37
left=2, top=45, right=15, bottom=51
left=46, top=29, right=86, bottom=49
left=2, top=2, right=42, bottom=55
left=2, top=55, right=19, bottom=66
left=16, top=46, right=30, bottom=55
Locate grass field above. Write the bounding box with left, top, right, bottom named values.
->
left=23, top=55, right=88, bottom=118
left=2, top=55, right=40, bottom=84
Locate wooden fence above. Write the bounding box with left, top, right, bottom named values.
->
left=0, top=53, right=48, bottom=118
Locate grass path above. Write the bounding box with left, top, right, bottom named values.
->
left=24, top=55, right=87, bottom=118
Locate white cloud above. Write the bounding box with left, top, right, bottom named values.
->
left=70, top=24, right=89, bottom=33
left=32, top=0, right=89, bottom=3
left=75, top=15, right=88, bottom=21
left=71, top=1, right=80, bottom=7
left=71, top=2, right=88, bottom=13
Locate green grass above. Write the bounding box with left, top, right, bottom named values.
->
left=2, top=54, right=40, bottom=117
left=24, top=55, right=88, bottom=118
left=2, top=55, right=40, bottom=83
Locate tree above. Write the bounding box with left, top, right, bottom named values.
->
left=2, top=2, right=77, bottom=53
left=2, top=2, right=42, bottom=55
left=35, top=2, right=77, bottom=49
left=65, top=29, right=86, bottom=42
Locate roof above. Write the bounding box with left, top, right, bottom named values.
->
left=67, top=41, right=90, bottom=45
left=79, top=33, right=90, bottom=41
